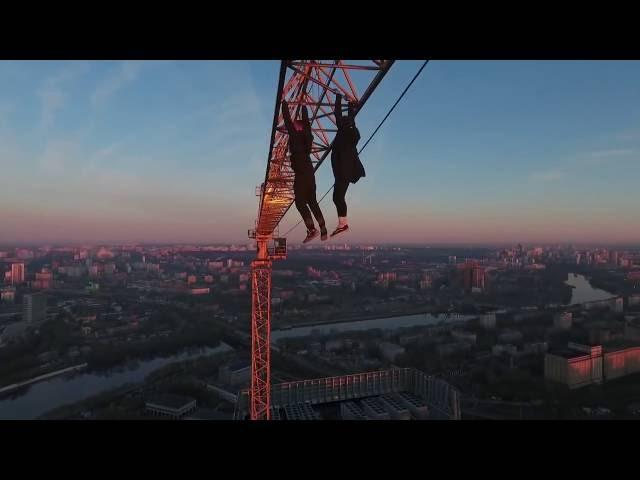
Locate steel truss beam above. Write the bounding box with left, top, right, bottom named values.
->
left=249, top=59, right=394, bottom=420
left=255, top=60, right=394, bottom=237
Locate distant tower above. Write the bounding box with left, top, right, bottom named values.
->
left=23, top=293, right=47, bottom=323
left=609, top=250, right=619, bottom=266
left=460, top=260, right=485, bottom=292
left=11, top=263, right=25, bottom=285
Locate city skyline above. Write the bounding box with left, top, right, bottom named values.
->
left=1, top=60, right=640, bottom=244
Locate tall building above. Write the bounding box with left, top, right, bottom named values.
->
left=23, top=293, right=47, bottom=323
left=460, top=260, right=485, bottom=292
left=11, top=263, right=25, bottom=285
left=479, top=313, right=497, bottom=329
left=610, top=250, right=619, bottom=266
left=34, top=269, right=53, bottom=289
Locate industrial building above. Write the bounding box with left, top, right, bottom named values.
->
left=360, top=397, right=390, bottom=420
left=282, top=403, right=320, bottom=420
left=545, top=342, right=640, bottom=388
left=234, top=368, right=460, bottom=420
left=23, top=293, right=47, bottom=324
left=544, top=343, right=603, bottom=389
left=378, top=394, right=411, bottom=420
left=396, top=392, right=430, bottom=419
left=340, top=401, right=369, bottom=420
left=219, top=359, right=251, bottom=386
left=602, top=345, right=640, bottom=381
left=145, top=394, right=197, bottom=419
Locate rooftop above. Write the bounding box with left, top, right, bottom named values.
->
left=234, top=367, right=461, bottom=420
left=227, top=359, right=251, bottom=371
left=603, top=342, right=640, bottom=353
left=146, top=394, right=195, bottom=410
left=549, top=349, right=590, bottom=360
left=185, top=408, right=232, bottom=420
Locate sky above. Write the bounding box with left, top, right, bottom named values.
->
left=0, top=60, right=639, bottom=246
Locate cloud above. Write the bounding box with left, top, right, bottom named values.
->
left=568, top=148, right=635, bottom=168
left=0, top=132, right=28, bottom=171
left=91, top=61, right=142, bottom=107
left=37, top=62, right=90, bottom=130
left=39, top=139, right=81, bottom=175
left=588, top=148, right=633, bottom=158
left=530, top=170, right=564, bottom=182
left=0, top=102, right=13, bottom=130
left=614, top=128, right=640, bottom=142
left=38, top=89, right=65, bottom=130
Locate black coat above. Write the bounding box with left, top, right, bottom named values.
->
left=331, top=124, right=365, bottom=184
left=282, top=102, right=314, bottom=176
left=287, top=126, right=314, bottom=175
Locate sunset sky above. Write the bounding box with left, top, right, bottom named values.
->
left=1, top=60, right=639, bottom=245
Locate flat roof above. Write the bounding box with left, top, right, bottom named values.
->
left=146, top=394, right=195, bottom=410
left=604, top=342, right=640, bottom=353
left=226, top=359, right=251, bottom=371
left=549, top=349, right=589, bottom=360
left=185, top=408, right=231, bottom=420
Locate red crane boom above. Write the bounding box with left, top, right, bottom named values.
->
left=249, top=60, right=394, bottom=420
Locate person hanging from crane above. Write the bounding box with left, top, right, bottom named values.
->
left=330, top=94, right=365, bottom=237
left=282, top=99, right=328, bottom=243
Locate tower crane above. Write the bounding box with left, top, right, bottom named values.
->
left=247, top=60, right=395, bottom=420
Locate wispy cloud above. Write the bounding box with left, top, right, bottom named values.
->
left=530, top=170, right=564, bottom=182
left=533, top=148, right=636, bottom=182
left=614, top=128, right=640, bottom=142
left=37, top=62, right=90, bottom=130
left=40, top=141, right=74, bottom=174
left=91, top=61, right=143, bottom=108
left=38, top=89, right=65, bottom=130
left=0, top=102, right=13, bottom=130
left=570, top=148, right=635, bottom=167
left=588, top=148, right=633, bottom=158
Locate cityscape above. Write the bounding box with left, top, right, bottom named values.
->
left=1, top=59, right=640, bottom=421
left=1, top=242, right=639, bottom=419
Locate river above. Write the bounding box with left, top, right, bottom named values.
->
left=1, top=274, right=610, bottom=419
left=271, top=312, right=475, bottom=342
left=0, top=342, right=233, bottom=420
left=564, top=273, right=615, bottom=305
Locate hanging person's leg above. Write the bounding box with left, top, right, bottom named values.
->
left=294, top=178, right=316, bottom=236
left=308, top=198, right=327, bottom=241
left=307, top=176, right=328, bottom=241
left=331, top=180, right=350, bottom=237
left=295, top=175, right=320, bottom=243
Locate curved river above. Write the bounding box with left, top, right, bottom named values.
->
left=564, top=273, right=615, bottom=305
left=0, top=343, right=232, bottom=420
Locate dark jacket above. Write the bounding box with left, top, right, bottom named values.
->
left=331, top=96, right=366, bottom=184
left=282, top=101, right=314, bottom=176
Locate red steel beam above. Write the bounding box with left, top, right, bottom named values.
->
left=249, top=60, right=394, bottom=421
left=255, top=60, right=394, bottom=238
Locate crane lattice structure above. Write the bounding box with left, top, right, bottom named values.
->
left=248, top=60, right=394, bottom=420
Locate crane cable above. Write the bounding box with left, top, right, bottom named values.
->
left=282, top=60, right=430, bottom=238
